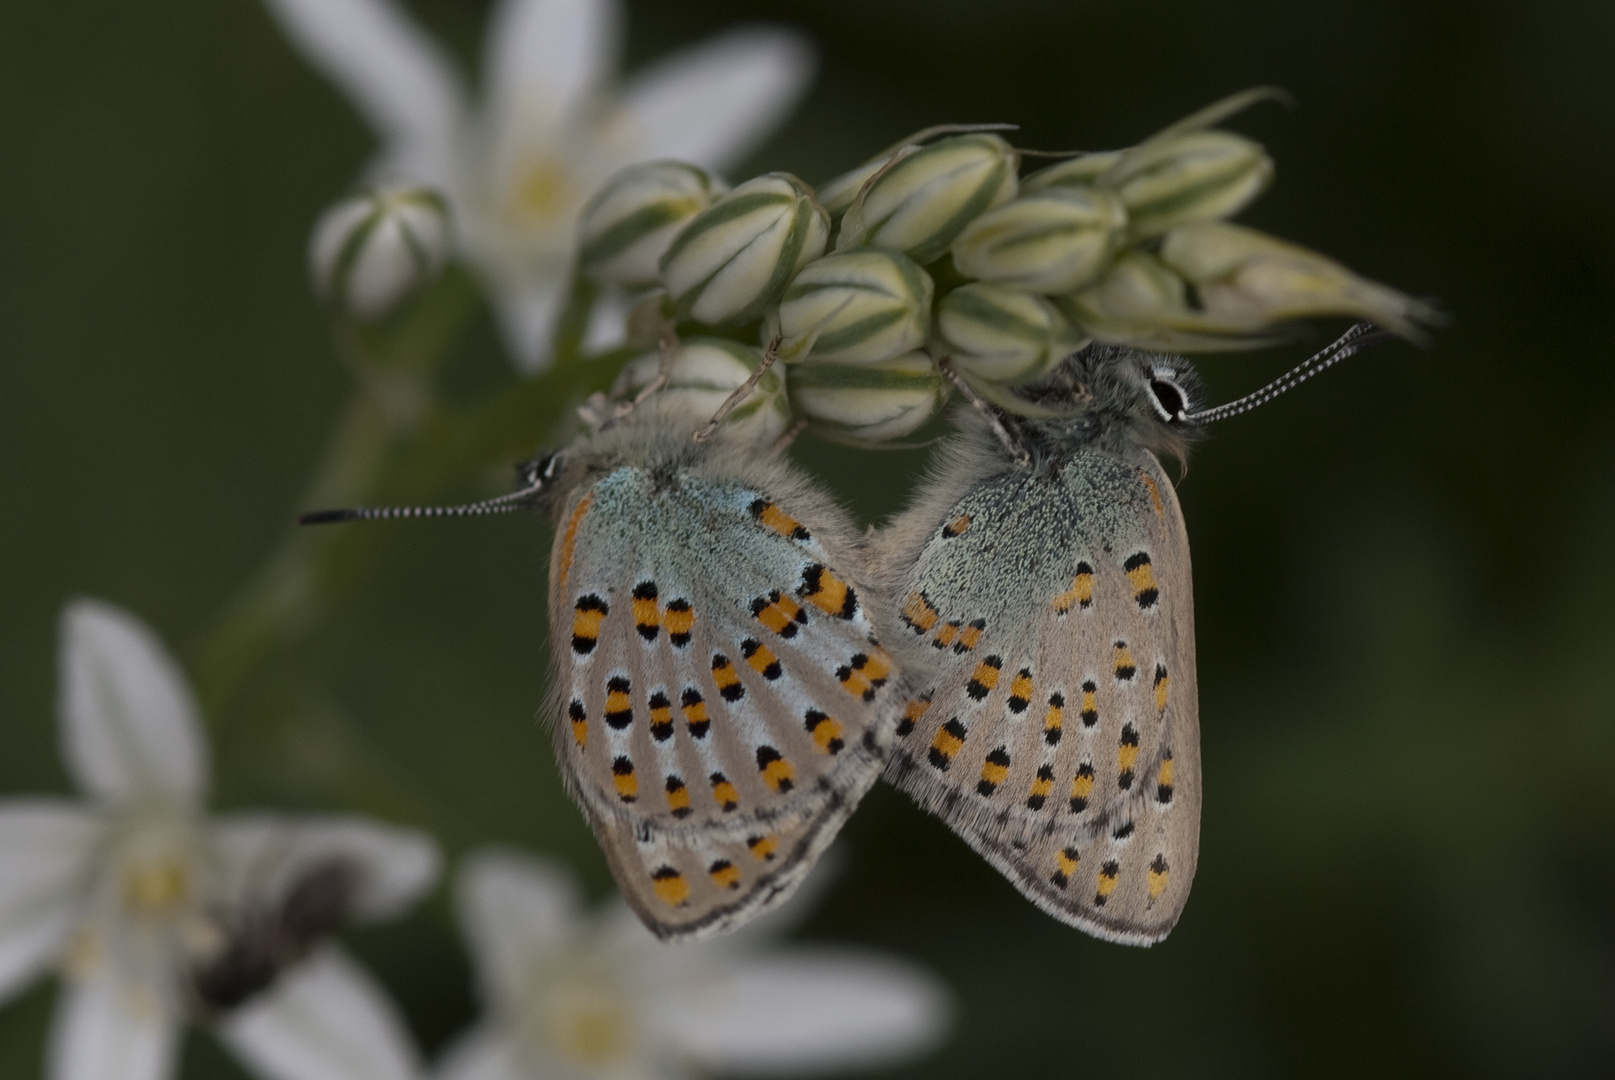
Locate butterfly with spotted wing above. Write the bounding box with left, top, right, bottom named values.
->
left=876, top=322, right=1390, bottom=943
left=303, top=392, right=906, bottom=941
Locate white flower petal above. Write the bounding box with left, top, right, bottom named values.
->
left=456, top=848, right=580, bottom=1009
left=485, top=0, right=620, bottom=126
left=433, top=1027, right=529, bottom=1080
left=488, top=279, right=568, bottom=373
left=47, top=977, right=177, bottom=1080
left=620, top=26, right=816, bottom=173
left=581, top=288, right=630, bottom=352
left=670, top=947, right=951, bottom=1075
left=212, top=813, right=440, bottom=923
left=261, top=0, right=465, bottom=184
left=219, top=947, right=423, bottom=1080
left=0, top=802, right=101, bottom=1005
left=59, top=598, right=208, bottom=805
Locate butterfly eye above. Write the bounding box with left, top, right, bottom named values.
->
left=1148, top=377, right=1189, bottom=424
left=518, top=451, right=565, bottom=487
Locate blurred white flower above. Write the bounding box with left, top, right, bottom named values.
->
left=438, top=848, right=951, bottom=1080
left=0, top=599, right=438, bottom=1080
left=262, top=0, right=816, bottom=371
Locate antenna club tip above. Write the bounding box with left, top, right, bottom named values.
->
left=298, top=508, right=361, bottom=526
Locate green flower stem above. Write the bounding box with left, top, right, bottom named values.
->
left=193, top=270, right=618, bottom=828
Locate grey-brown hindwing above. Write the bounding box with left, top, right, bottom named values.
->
left=883, top=440, right=1201, bottom=944
left=548, top=442, right=898, bottom=940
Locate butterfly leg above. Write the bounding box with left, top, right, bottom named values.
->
left=692, top=335, right=782, bottom=442
left=937, top=354, right=1031, bottom=468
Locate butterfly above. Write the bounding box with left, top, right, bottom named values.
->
left=304, top=388, right=903, bottom=941
left=875, top=322, right=1389, bottom=943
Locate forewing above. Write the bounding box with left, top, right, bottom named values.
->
left=884, top=447, right=1200, bottom=944
left=549, top=461, right=896, bottom=940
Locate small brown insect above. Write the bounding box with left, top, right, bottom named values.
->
left=190, top=858, right=361, bottom=1013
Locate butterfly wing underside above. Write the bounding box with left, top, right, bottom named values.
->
left=549, top=463, right=896, bottom=940
left=887, top=447, right=1200, bottom=944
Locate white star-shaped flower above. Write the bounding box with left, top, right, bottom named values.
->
left=437, top=848, right=951, bottom=1080
left=262, top=0, right=816, bottom=371
left=0, top=599, right=439, bottom=1080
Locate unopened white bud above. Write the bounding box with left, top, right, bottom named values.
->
left=310, top=186, right=449, bottom=318
left=840, top=135, right=1018, bottom=264
left=775, top=250, right=934, bottom=364
left=788, top=350, right=946, bottom=442
left=579, top=161, right=725, bottom=288
left=950, top=188, right=1127, bottom=293
left=616, top=338, right=792, bottom=444
left=937, top=283, right=1084, bottom=386
left=817, top=159, right=887, bottom=220
left=1160, top=222, right=1438, bottom=341
left=1058, top=250, right=1279, bottom=352
left=659, top=173, right=829, bottom=327
left=1104, top=131, right=1273, bottom=239
left=1019, top=151, right=1124, bottom=194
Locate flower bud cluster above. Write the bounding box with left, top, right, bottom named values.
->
left=573, top=90, right=1434, bottom=442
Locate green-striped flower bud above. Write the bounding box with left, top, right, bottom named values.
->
left=1103, top=131, right=1272, bottom=239
left=840, top=135, right=1018, bottom=264
left=1160, top=222, right=1437, bottom=341
left=1019, top=151, right=1124, bottom=194
left=1058, top=250, right=1278, bottom=352
left=659, top=173, right=829, bottom=326
left=937, top=283, right=1086, bottom=385
left=817, top=158, right=886, bottom=221
left=579, top=161, right=725, bottom=288
left=788, top=350, right=946, bottom=443
left=950, top=188, right=1127, bottom=293
left=310, top=186, right=449, bottom=318
left=775, top=250, right=933, bottom=364
left=616, top=338, right=792, bottom=444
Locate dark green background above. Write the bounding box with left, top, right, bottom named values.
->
left=3, top=0, right=1613, bottom=1076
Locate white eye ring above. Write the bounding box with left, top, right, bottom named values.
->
left=1148, top=376, right=1189, bottom=423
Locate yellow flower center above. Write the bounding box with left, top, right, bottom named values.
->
left=528, top=961, right=636, bottom=1068
left=123, top=860, right=188, bottom=914
left=553, top=997, right=632, bottom=1064
left=516, top=160, right=573, bottom=223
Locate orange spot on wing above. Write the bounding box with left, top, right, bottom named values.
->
left=931, top=725, right=965, bottom=761
left=1139, top=471, right=1165, bottom=521
left=710, top=774, right=739, bottom=810
left=555, top=494, right=594, bottom=591
left=901, top=591, right=939, bottom=633
left=806, top=711, right=845, bottom=754
left=1054, top=567, right=1094, bottom=613
left=801, top=566, right=855, bottom=617
left=1071, top=769, right=1095, bottom=801
left=1147, top=855, right=1170, bottom=899
left=757, top=502, right=804, bottom=539
left=651, top=867, right=689, bottom=907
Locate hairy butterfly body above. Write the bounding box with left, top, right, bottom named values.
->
left=878, top=345, right=1204, bottom=944
left=543, top=404, right=902, bottom=940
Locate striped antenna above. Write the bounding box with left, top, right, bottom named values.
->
left=1185, top=321, right=1396, bottom=426
left=298, top=453, right=561, bottom=526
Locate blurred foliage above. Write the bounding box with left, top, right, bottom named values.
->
left=2, top=0, right=1614, bottom=1077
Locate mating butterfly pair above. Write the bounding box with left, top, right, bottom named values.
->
left=307, top=323, right=1388, bottom=943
